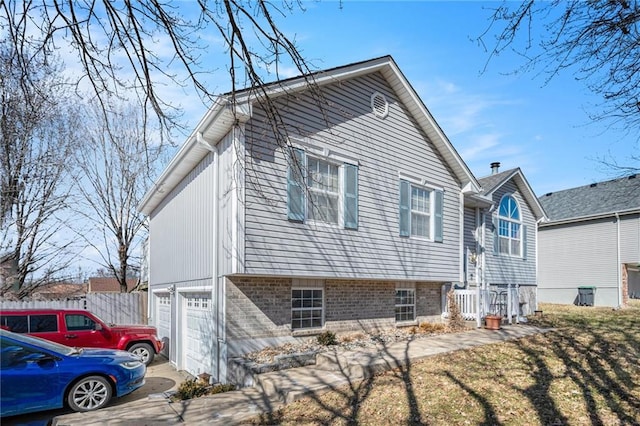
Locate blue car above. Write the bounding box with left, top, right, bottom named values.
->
left=1, top=328, right=146, bottom=417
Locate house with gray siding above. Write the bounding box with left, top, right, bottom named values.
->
left=461, top=163, right=547, bottom=323
left=138, top=56, right=542, bottom=384
left=538, top=174, right=640, bottom=307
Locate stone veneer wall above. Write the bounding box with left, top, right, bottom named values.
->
left=225, top=276, right=444, bottom=357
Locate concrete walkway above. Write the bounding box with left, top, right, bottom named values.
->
left=52, top=325, right=551, bottom=426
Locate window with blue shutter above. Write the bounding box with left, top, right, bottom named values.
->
left=522, top=224, right=527, bottom=260
left=343, top=163, right=358, bottom=229
left=287, top=147, right=358, bottom=229
left=399, top=179, right=442, bottom=240
left=287, top=148, right=305, bottom=222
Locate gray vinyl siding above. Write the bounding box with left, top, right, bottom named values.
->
left=148, top=151, right=216, bottom=286
left=620, top=213, right=640, bottom=264
left=485, top=181, right=537, bottom=285
left=463, top=207, right=477, bottom=255
left=538, top=217, right=620, bottom=307
left=242, top=72, right=462, bottom=282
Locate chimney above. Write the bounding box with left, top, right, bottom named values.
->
left=490, top=162, right=501, bottom=175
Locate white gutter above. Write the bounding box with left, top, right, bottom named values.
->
left=535, top=216, right=545, bottom=312
left=459, top=191, right=465, bottom=284
left=475, top=207, right=482, bottom=328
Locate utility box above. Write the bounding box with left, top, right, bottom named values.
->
left=577, top=286, right=596, bottom=306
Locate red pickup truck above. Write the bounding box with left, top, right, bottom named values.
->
left=0, top=309, right=163, bottom=365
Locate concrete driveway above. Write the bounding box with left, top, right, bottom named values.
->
left=2, top=355, right=191, bottom=426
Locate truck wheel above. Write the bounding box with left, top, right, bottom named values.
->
left=129, top=342, right=154, bottom=365
left=67, top=375, right=112, bottom=412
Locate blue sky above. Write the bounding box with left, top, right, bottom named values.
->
left=175, top=1, right=638, bottom=196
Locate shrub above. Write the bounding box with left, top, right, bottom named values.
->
left=339, top=332, right=365, bottom=343
left=317, top=331, right=338, bottom=346
left=447, top=289, right=467, bottom=332
left=172, top=379, right=235, bottom=401
left=210, top=383, right=236, bottom=395
left=173, top=379, right=211, bottom=400
left=418, top=322, right=446, bottom=334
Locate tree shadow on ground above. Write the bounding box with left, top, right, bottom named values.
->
left=242, top=306, right=639, bottom=425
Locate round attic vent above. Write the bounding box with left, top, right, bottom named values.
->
left=371, top=92, right=389, bottom=119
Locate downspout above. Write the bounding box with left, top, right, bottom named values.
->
left=475, top=207, right=481, bottom=328
left=459, top=191, right=465, bottom=285
left=616, top=212, right=622, bottom=308
left=212, top=139, right=221, bottom=383
left=535, top=217, right=545, bottom=312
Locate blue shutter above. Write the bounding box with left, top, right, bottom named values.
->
left=287, top=148, right=305, bottom=222
left=492, top=216, right=499, bottom=255
left=399, top=180, right=410, bottom=237
left=343, top=163, right=358, bottom=230
left=522, top=224, right=527, bottom=260
left=434, top=189, right=444, bottom=243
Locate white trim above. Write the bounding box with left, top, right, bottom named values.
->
left=398, top=171, right=445, bottom=192
left=395, top=288, right=416, bottom=322
left=497, top=194, right=523, bottom=258
left=291, top=285, right=325, bottom=330
left=290, top=135, right=360, bottom=166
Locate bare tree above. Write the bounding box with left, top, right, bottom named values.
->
left=0, top=42, right=81, bottom=297
left=0, top=0, right=319, bottom=138
left=74, top=100, right=167, bottom=292
left=479, top=0, right=640, bottom=146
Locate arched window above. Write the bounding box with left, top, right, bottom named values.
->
left=498, top=195, right=521, bottom=257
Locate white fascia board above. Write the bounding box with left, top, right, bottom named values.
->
left=234, top=58, right=393, bottom=104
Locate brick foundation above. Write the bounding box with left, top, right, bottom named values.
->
left=225, top=277, right=445, bottom=355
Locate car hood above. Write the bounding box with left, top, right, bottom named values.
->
left=73, top=347, right=141, bottom=362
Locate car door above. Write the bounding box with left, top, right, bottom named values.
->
left=62, top=313, right=112, bottom=348
left=0, top=337, right=61, bottom=416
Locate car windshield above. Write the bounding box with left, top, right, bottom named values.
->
left=0, top=329, right=76, bottom=355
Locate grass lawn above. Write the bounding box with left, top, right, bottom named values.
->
left=244, top=301, right=640, bottom=425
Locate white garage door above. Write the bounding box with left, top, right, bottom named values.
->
left=155, top=293, right=171, bottom=357
left=182, top=292, right=214, bottom=377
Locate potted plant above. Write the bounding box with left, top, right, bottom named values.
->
left=484, top=313, right=502, bottom=330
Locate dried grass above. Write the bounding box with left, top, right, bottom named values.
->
left=243, top=300, right=640, bottom=425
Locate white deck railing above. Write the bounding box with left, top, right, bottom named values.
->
left=442, top=285, right=521, bottom=326
left=442, top=289, right=478, bottom=321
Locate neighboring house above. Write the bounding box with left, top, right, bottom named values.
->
left=462, top=163, right=547, bottom=323
left=138, top=56, right=541, bottom=383
left=87, top=277, right=138, bottom=293
left=538, top=174, right=640, bottom=307
left=30, top=283, right=88, bottom=299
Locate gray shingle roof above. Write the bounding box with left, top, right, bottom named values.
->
left=538, top=174, right=640, bottom=221
left=477, top=168, right=519, bottom=195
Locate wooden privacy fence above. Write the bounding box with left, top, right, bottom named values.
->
left=0, top=292, right=147, bottom=325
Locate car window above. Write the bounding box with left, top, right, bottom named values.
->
left=0, top=330, right=74, bottom=356
left=29, top=315, right=58, bottom=332
left=0, top=315, right=28, bottom=333
left=0, top=337, right=40, bottom=368
left=65, top=314, right=96, bottom=331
